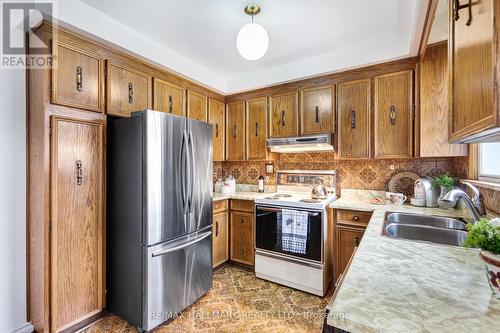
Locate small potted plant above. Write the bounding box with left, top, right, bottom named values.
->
left=433, top=173, right=458, bottom=207
left=463, top=218, right=500, bottom=299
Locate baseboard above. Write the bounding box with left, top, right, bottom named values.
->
left=11, top=322, right=34, bottom=333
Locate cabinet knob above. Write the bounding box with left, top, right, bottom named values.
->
left=240, top=249, right=245, bottom=254
left=215, top=123, right=219, bottom=137
left=389, top=105, right=396, bottom=125
left=168, top=95, right=173, bottom=113
left=314, top=105, right=319, bottom=123
left=233, top=124, right=237, bottom=139
left=76, top=160, right=83, bottom=185
left=239, top=232, right=244, bottom=238
left=240, top=218, right=244, bottom=224
left=351, top=110, right=356, bottom=129
left=215, top=221, right=219, bottom=237
left=353, top=215, right=360, bottom=222
left=281, top=110, right=286, bottom=127
left=255, top=122, right=259, bottom=137
left=354, top=236, right=360, bottom=247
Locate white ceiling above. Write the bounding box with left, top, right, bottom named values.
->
left=80, top=0, right=429, bottom=93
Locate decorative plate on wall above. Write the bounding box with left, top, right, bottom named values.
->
left=387, top=172, right=420, bottom=199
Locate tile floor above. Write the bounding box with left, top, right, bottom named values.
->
left=82, top=265, right=332, bottom=333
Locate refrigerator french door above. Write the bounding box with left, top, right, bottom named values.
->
left=107, top=110, right=213, bottom=331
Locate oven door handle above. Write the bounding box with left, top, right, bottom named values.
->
left=256, top=206, right=320, bottom=216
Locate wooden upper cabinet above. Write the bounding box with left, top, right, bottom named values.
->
left=374, top=70, right=413, bottom=158
left=226, top=101, right=245, bottom=161
left=269, top=92, right=298, bottom=138
left=209, top=99, right=225, bottom=161
left=50, top=117, right=104, bottom=332
left=449, top=0, right=500, bottom=142
left=52, top=42, right=103, bottom=112
left=420, top=43, right=467, bottom=157
left=187, top=90, right=208, bottom=122
left=300, top=86, right=334, bottom=135
left=106, top=61, right=151, bottom=117
left=152, top=78, right=185, bottom=116
left=246, top=97, right=268, bottom=160
left=337, top=79, right=371, bottom=159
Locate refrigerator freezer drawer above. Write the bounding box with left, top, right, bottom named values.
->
left=144, top=228, right=213, bottom=331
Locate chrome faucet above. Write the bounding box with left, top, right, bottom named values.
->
left=440, top=186, right=485, bottom=223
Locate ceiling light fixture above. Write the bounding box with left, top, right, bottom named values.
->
left=236, top=4, right=269, bottom=61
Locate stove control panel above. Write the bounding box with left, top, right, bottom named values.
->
left=276, top=170, right=337, bottom=194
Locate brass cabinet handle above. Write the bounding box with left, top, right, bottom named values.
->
left=239, top=232, right=244, bottom=238
left=76, top=66, right=83, bottom=92
left=389, top=105, right=396, bottom=125
left=76, top=160, right=83, bottom=185
left=351, top=110, right=356, bottom=129
left=454, top=0, right=473, bottom=26
left=215, top=221, right=219, bottom=237
left=168, top=95, right=173, bottom=113
left=281, top=110, right=286, bottom=127
left=128, top=82, right=134, bottom=104
left=353, top=215, right=360, bottom=222
left=314, top=105, right=319, bottom=123
left=255, top=122, right=259, bottom=137
left=354, top=236, right=360, bottom=247
left=233, top=124, right=237, bottom=139
left=240, top=218, right=244, bottom=224
left=215, top=123, right=219, bottom=137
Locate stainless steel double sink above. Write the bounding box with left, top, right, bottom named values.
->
left=382, top=212, right=468, bottom=246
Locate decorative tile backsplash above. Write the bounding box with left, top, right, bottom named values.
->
left=215, top=152, right=469, bottom=192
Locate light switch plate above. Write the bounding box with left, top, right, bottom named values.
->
left=266, top=163, right=274, bottom=174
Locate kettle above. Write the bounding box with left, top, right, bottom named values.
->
left=311, top=177, right=328, bottom=199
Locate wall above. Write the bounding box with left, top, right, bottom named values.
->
left=217, top=153, right=469, bottom=193
left=0, top=71, right=31, bottom=333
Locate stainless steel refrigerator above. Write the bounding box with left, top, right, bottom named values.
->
left=107, top=110, right=213, bottom=331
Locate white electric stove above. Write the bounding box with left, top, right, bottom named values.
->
left=254, top=170, right=337, bottom=296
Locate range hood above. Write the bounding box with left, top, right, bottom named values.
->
left=266, top=134, right=333, bottom=153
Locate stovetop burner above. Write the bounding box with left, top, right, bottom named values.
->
left=299, top=198, right=323, bottom=203
left=264, top=193, right=293, bottom=199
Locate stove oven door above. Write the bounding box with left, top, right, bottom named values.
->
left=255, top=205, right=322, bottom=263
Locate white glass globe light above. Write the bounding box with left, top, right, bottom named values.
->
left=236, top=23, right=269, bottom=61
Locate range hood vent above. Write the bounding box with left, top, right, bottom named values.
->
left=266, top=134, right=333, bottom=153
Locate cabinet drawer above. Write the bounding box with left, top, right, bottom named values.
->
left=213, top=200, right=228, bottom=213
left=337, top=210, right=371, bottom=227
left=230, top=199, right=254, bottom=212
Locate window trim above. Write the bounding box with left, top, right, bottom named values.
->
left=478, top=143, right=500, bottom=183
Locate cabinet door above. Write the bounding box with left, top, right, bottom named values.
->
left=336, top=226, right=363, bottom=280
left=187, top=90, right=208, bottom=122
left=246, top=97, right=268, bottom=160
left=209, top=99, right=225, bottom=161
left=269, top=92, right=298, bottom=138
left=337, top=79, right=371, bottom=159
left=300, top=86, right=334, bottom=135
left=420, top=43, right=467, bottom=157
left=213, top=212, right=229, bottom=267
left=374, top=70, right=413, bottom=158
left=50, top=117, right=104, bottom=333
left=106, top=61, right=151, bottom=117
left=152, top=78, right=185, bottom=116
left=52, top=42, right=103, bottom=112
left=226, top=101, right=245, bottom=161
left=230, top=212, right=254, bottom=266
left=449, top=0, right=500, bottom=142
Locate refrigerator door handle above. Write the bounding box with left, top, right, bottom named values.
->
left=181, top=130, right=189, bottom=216
left=151, top=230, right=212, bottom=257
left=188, top=130, right=195, bottom=213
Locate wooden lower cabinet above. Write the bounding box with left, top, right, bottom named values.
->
left=50, top=117, right=105, bottom=332
left=212, top=211, right=229, bottom=268
left=230, top=210, right=255, bottom=266
left=333, top=209, right=371, bottom=282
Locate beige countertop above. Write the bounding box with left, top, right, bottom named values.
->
left=327, top=190, right=500, bottom=332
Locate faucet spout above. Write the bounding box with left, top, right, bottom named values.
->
left=440, top=188, right=483, bottom=223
